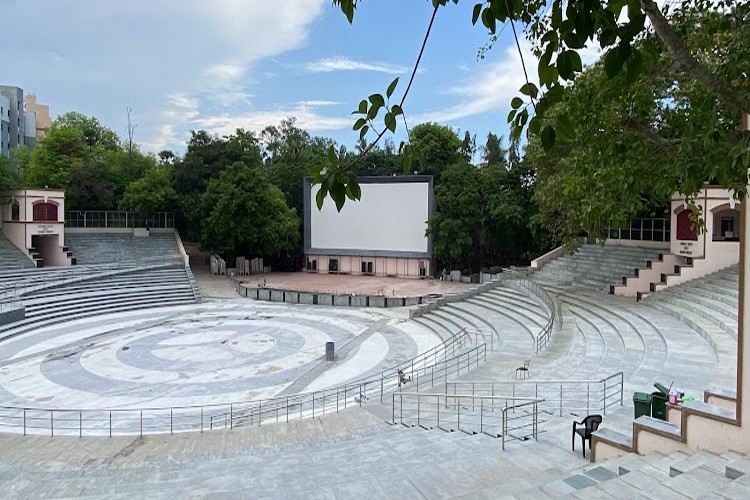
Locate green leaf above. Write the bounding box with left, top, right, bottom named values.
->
left=331, top=180, right=347, bottom=212
left=353, top=118, right=367, bottom=131
left=540, top=125, right=556, bottom=151
left=359, top=125, right=369, bottom=140
left=391, top=104, right=403, bottom=116
left=604, top=47, right=622, bottom=78
left=384, top=112, right=397, bottom=133
left=326, top=146, right=339, bottom=168
left=358, top=99, right=368, bottom=114
left=511, top=97, right=523, bottom=109
left=367, top=104, right=381, bottom=120
left=556, top=114, right=575, bottom=141
left=490, top=1, right=507, bottom=20
left=316, top=185, right=328, bottom=210
left=507, top=109, right=517, bottom=123
left=557, top=52, right=573, bottom=80
left=368, top=94, right=385, bottom=107
left=471, top=3, right=482, bottom=25
left=528, top=116, right=541, bottom=135
left=386, top=77, right=399, bottom=99
left=625, top=49, right=643, bottom=83
left=347, top=172, right=362, bottom=200
left=520, top=82, right=538, bottom=98
left=481, top=8, right=496, bottom=33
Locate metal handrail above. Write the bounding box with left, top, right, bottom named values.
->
left=499, top=277, right=556, bottom=353
left=605, top=218, right=671, bottom=243
left=445, top=372, right=624, bottom=417
left=0, top=340, right=487, bottom=436
left=65, top=211, right=174, bottom=229
left=392, top=392, right=543, bottom=450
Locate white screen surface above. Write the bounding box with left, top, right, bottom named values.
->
left=309, top=181, right=431, bottom=254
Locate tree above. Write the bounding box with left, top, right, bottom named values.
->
left=54, top=112, right=120, bottom=150
left=120, top=166, right=176, bottom=213
left=427, top=162, right=482, bottom=269
left=409, top=122, right=463, bottom=181
left=0, top=155, right=21, bottom=196
left=482, top=133, right=507, bottom=167
left=322, top=0, right=749, bottom=213
left=200, top=162, right=299, bottom=256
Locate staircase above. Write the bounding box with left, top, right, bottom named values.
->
left=534, top=245, right=662, bottom=292
left=65, top=232, right=182, bottom=264
left=0, top=233, right=35, bottom=270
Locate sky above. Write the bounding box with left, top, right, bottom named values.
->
left=1, top=0, right=601, bottom=156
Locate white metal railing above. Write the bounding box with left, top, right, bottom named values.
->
left=445, top=372, right=624, bottom=417
left=0, top=339, right=487, bottom=436
left=65, top=211, right=174, bottom=229
left=392, top=392, right=543, bottom=450
left=606, top=218, right=671, bottom=242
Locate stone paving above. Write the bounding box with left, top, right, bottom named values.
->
left=0, top=260, right=743, bottom=498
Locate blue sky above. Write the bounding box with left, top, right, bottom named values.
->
left=2, top=0, right=596, bottom=156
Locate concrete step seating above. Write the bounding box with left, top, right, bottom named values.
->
left=0, top=408, right=588, bottom=499
left=414, top=283, right=550, bottom=353
left=0, top=233, right=35, bottom=270
left=65, top=232, right=181, bottom=264
left=512, top=449, right=750, bottom=498
left=535, top=244, right=662, bottom=291
left=0, top=266, right=197, bottom=341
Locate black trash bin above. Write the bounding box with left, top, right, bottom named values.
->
left=651, top=383, right=670, bottom=421
left=633, top=392, right=652, bottom=419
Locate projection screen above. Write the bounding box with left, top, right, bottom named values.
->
left=304, top=176, right=434, bottom=258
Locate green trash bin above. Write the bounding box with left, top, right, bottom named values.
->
left=651, top=383, right=670, bottom=421
left=633, top=392, right=652, bottom=419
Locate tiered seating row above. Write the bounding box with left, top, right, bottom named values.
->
left=65, top=232, right=182, bottom=264
left=0, top=266, right=198, bottom=342
left=535, top=244, right=662, bottom=291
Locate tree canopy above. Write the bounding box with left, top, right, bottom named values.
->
left=323, top=0, right=749, bottom=214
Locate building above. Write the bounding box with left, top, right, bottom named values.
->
left=1, top=188, right=72, bottom=266
left=24, top=94, right=51, bottom=141
left=0, top=86, right=25, bottom=151
left=0, top=86, right=50, bottom=160
left=0, top=93, right=9, bottom=158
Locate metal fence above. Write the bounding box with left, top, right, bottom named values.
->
left=606, top=218, right=670, bottom=242
left=445, top=372, right=624, bottom=418
left=392, top=392, right=542, bottom=450
left=0, top=338, right=487, bottom=436
left=65, top=211, right=174, bottom=229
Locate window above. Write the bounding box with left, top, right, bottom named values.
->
left=361, top=261, right=373, bottom=274
left=329, top=259, right=339, bottom=272
left=11, top=201, right=20, bottom=221
left=306, top=258, right=317, bottom=271
left=32, top=202, right=58, bottom=222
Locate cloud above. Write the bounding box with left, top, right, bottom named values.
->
left=305, top=56, right=410, bottom=74
left=414, top=41, right=537, bottom=124
left=193, top=102, right=352, bottom=138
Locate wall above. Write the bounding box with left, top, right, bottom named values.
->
left=305, top=254, right=429, bottom=278
left=0, top=93, right=9, bottom=157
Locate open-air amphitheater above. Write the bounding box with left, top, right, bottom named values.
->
left=0, top=218, right=748, bottom=498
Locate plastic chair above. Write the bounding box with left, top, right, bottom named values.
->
left=515, top=360, right=530, bottom=379
left=572, top=415, right=603, bottom=458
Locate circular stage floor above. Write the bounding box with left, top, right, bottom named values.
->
left=0, top=300, right=440, bottom=413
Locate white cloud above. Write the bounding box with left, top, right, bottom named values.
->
left=306, top=56, right=410, bottom=74
left=193, top=102, right=352, bottom=138
left=415, top=41, right=537, bottom=123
